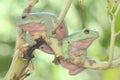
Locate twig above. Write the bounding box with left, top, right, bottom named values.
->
left=4, top=27, right=30, bottom=80
left=49, top=37, right=63, bottom=57
left=22, top=0, right=39, bottom=18
left=108, top=14, right=116, bottom=67
left=114, top=2, right=120, bottom=16
left=83, top=58, right=120, bottom=69
left=4, top=27, right=45, bottom=80
left=108, top=2, right=120, bottom=66
left=52, top=0, right=73, bottom=33
left=115, top=30, right=120, bottom=36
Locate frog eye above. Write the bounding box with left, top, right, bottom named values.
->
left=84, top=29, right=89, bottom=34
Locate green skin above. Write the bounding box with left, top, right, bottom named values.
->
left=18, top=12, right=57, bottom=37
left=62, top=29, right=99, bottom=60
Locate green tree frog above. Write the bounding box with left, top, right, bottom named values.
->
left=62, top=29, right=99, bottom=65
left=18, top=12, right=68, bottom=46
left=19, top=12, right=57, bottom=37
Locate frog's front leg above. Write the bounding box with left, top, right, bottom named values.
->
left=43, top=19, right=56, bottom=44
left=79, top=51, right=87, bottom=65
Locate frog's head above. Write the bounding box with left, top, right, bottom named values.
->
left=69, top=29, right=99, bottom=42
left=68, top=29, right=98, bottom=66
left=68, top=29, right=99, bottom=52
left=79, top=29, right=99, bottom=40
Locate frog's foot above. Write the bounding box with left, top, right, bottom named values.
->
left=19, top=43, right=30, bottom=58
left=79, top=55, right=87, bottom=65
left=23, top=52, right=34, bottom=60
left=50, top=34, right=56, bottom=38
left=28, top=61, right=34, bottom=71
left=52, top=56, right=63, bottom=65
left=42, top=35, right=51, bottom=45
left=19, top=43, right=35, bottom=60
left=86, top=57, right=96, bottom=66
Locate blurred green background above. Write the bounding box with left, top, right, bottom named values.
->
left=0, top=0, right=120, bottom=80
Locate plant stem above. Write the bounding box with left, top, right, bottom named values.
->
left=108, top=2, right=120, bottom=67
left=114, top=2, right=120, bottom=16
left=49, top=37, right=63, bottom=57
left=53, top=0, right=73, bottom=33
left=115, top=31, right=120, bottom=36
left=4, top=28, right=30, bottom=80
left=108, top=15, right=116, bottom=66
left=4, top=54, right=30, bottom=80
left=22, top=0, right=39, bottom=18
left=83, top=58, right=120, bottom=69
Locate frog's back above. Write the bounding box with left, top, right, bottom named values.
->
left=29, top=12, right=57, bottom=19
left=17, top=12, right=57, bottom=25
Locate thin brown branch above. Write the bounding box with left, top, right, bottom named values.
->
left=106, top=2, right=120, bottom=67
left=53, top=0, right=73, bottom=33
left=49, top=37, right=63, bottom=57
left=115, top=30, right=120, bottom=36
left=83, top=58, right=120, bottom=69
left=114, top=2, right=120, bottom=16
left=4, top=27, right=30, bottom=80
left=22, top=0, right=39, bottom=18
left=4, top=27, right=46, bottom=80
